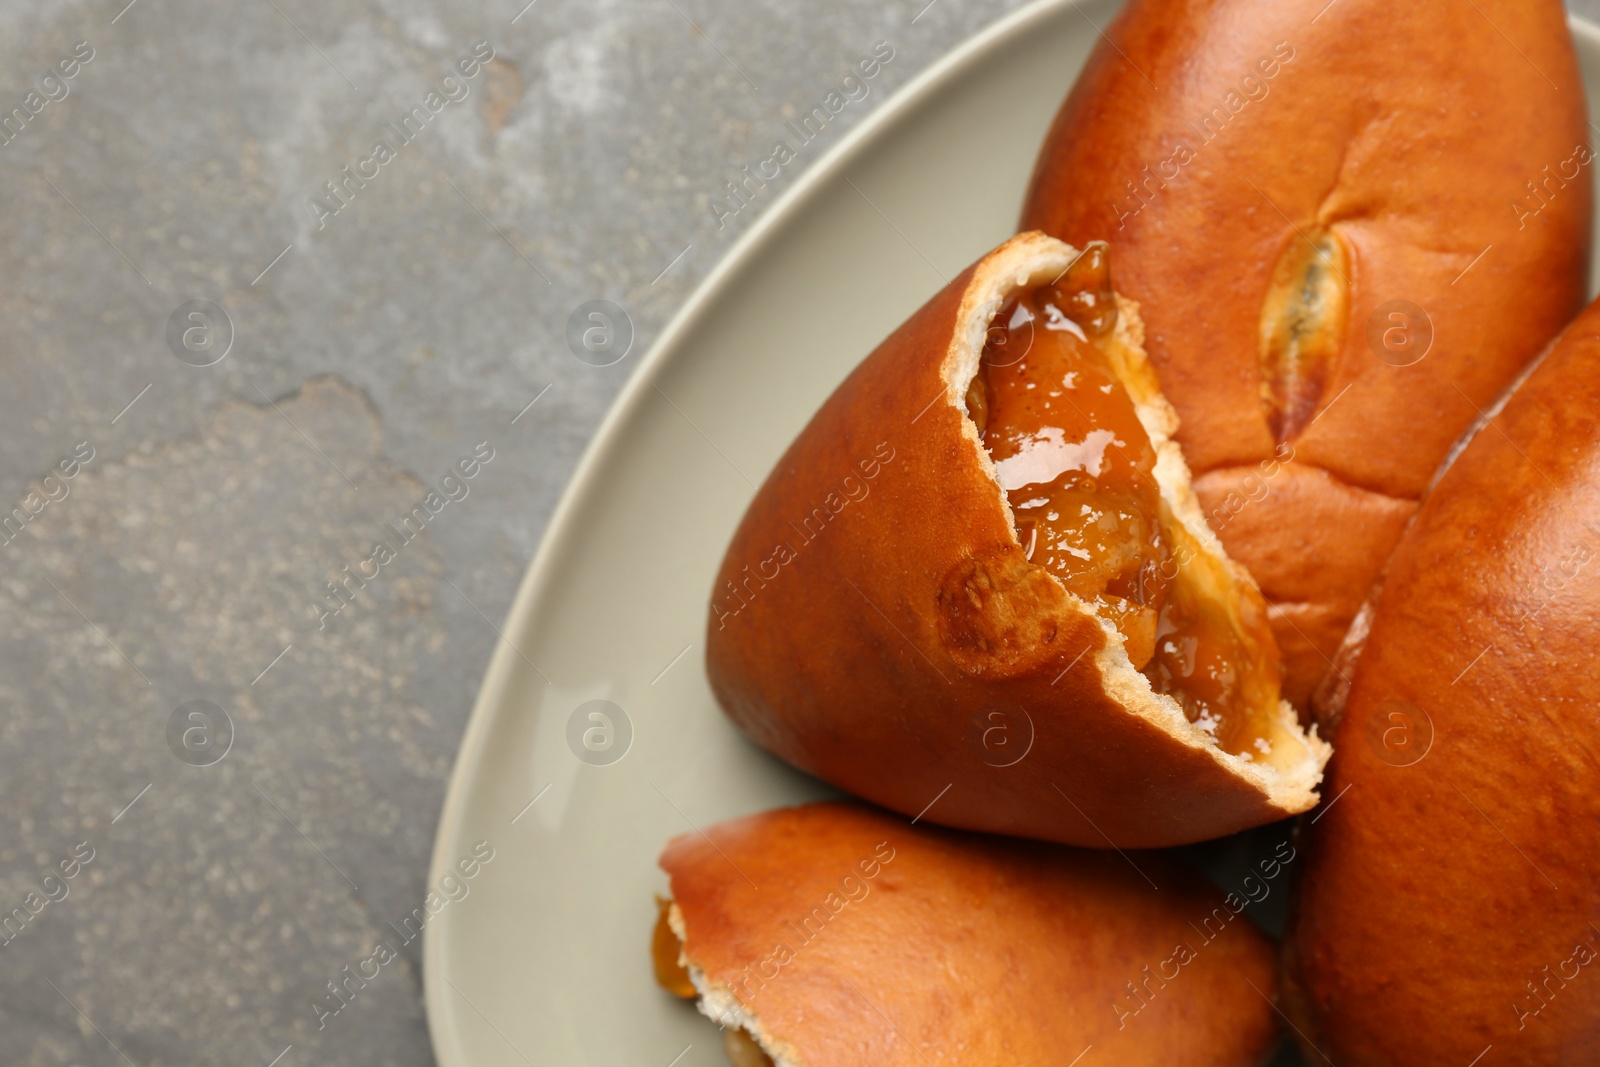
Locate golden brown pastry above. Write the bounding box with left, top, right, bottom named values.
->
left=655, top=801, right=1282, bottom=1066
left=706, top=232, right=1327, bottom=847
left=1283, top=297, right=1600, bottom=1064
left=1021, top=0, right=1591, bottom=709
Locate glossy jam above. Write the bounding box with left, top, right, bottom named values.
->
left=1259, top=230, right=1348, bottom=442
left=651, top=896, right=697, bottom=999
left=1143, top=551, right=1278, bottom=756
left=724, top=1028, right=776, bottom=1067
left=970, top=244, right=1278, bottom=757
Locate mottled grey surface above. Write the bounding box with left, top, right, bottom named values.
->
left=0, top=1, right=1052, bottom=1064
left=2, top=1, right=1596, bottom=1064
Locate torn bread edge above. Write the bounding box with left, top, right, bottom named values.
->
left=945, top=230, right=1330, bottom=814
left=668, top=902, right=800, bottom=1067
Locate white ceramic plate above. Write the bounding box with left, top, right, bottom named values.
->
left=424, top=5, right=1600, bottom=1065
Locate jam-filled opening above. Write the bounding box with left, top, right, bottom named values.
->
left=652, top=895, right=698, bottom=999
left=652, top=897, right=777, bottom=1067
left=968, top=244, right=1284, bottom=760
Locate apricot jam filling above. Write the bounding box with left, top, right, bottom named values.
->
left=723, top=1029, right=776, bottom=1067
left=968, top=244, right=1282, bottom=758
left=652, top=896, right=697, bottom=999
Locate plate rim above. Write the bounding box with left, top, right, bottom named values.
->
left=421, top=9, right=1600, bottom=1065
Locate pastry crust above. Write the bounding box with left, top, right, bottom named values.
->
left=660, top=801, right=1280, bottom=1067
left=707, top=231, right=1327, bottom=848
left=1283, top=298, right=1600, bottom=1064
left=1020, top=0, right=1591, bottom=710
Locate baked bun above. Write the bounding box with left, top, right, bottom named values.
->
left=655, top=801, right=1281, bottom=1066
left=1020, top=0, right=1591, bottom=710
left=1283, top=298, right=1600, bottom=1063
left=706, top=232, right=1328, bottom=847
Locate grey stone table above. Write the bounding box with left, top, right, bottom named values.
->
left=1, top=1, right=1595, bottom=1065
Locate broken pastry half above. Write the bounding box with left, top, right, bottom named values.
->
left=653, top=801, right=1281, bottom=1067
left=706, top=231, right=1328, bottom=847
